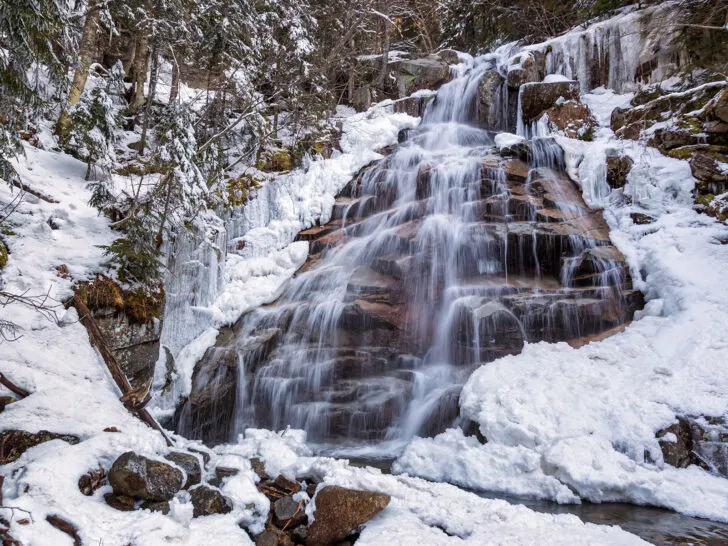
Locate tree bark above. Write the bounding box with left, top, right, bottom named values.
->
left=169, top=53, right=180, bottom=104
left=129, top=32, right=151, bottom=116
left=377, top=11, right=392, bottom=90
left=56, top=0, right=102, bottom=140
left=139, top=45, right=159, bottom=153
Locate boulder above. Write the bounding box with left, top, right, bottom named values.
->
left=108, top=452, right=184, bottom=502
left=478, top=71, right=505, bottom=129
left=0, top=430, right=80, bottom=464
left=506, top=53, right=544, bottom=90
left=181, top=346, right=238, bottom=445
left=690, top=151, right=728, bottom=185
left=657, top=418, right=693, bottom=468
left=255, top=529, right=294, bottom=546
left=189, top=484, right=233, bottom=517
left=606, top=153, right=634, bottom=189
left=212, top=466, right=239, bottom=487
left=104, top=493, right=136, bottom=511
left=272, top=495, right=307, bottom=528
left=540, top=101, right=597, bottom=140
left=714, top=90, right=728, bottom=124
left=258, top=474, right=302, bottom=501
left=251, top=458, right=270, bottom=481
left=140, top=500, right=171, bottom=515
left=394, top=57, right=450, bottom=96
left=393, top=95, right=432, bottom=117
left=353, top=86, right=372, bottom=112
left=435, top=49, right=460, bottom=65
left=307, top=486, right=390, bottom=545
left=519, top=81, right=580, bottom=124
left=165, top=451, right=202, bottom=489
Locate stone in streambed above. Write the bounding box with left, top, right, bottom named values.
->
left=307, top=486, right=390, bottom=545
left=189, top=484, right=233, bottom=517
left=165, top=451, right=202, bottom=489
left=273, top=495, right=306, bottom=529
left=108, top=451, right=184, bottom=501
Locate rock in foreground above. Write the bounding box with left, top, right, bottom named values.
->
left=108, top=451, right=184, bottom=502
left=307, top=486, right=390, bottom=545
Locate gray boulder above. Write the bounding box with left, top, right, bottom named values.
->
left=165, top=451, right=202, bottom=489
left=108, top=451, right=184, bottom=502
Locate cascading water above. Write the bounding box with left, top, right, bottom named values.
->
left=179, top=58, right=643, bottom=455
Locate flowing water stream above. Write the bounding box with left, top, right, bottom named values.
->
left=179, top=57, right=642, bottom=455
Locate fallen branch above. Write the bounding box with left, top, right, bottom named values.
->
left=46, top=515, right=82, bottom=546
left=9, top=180, right=59, bottom=204
left=0, top=374, right=30, bottom=399
left=72, top=295, right=173, bottom=447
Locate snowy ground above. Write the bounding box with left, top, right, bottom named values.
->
left=395, top=86, right=728, bottom=522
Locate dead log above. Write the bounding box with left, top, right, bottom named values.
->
left=46, top=515, right=82, bottom=546
left=10, top=180, right=59, bottom=204
left=72, top=295, right=173, bottom=446
left=0, top=374, right=30, bottom=399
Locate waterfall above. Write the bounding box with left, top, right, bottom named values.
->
left=178, top=58, right=642, bottom=455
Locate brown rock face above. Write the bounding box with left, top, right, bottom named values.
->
left=307, top=486, right=390, bottom=546
left=506, top=53, right=545, bottom=90
left=540, top=101, right=597, bottom=140
left=691, top=152, right=728, bottom=186
left=478, top=71, right=506, bottom=129
left=108, top=452, right=184, bottom=502
left=519, top=81, right=580, bottom=124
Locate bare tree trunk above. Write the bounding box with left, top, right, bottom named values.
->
left=139, top=45, right=159, bottom=154
left=129, top=33, right=151, bottom=116
left=169, top=54, right=180, bottom=104
left=56, top=0, right=102, bottom=141
left=378, top=11, right=391, bottom=90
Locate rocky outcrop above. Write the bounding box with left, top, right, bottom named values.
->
left=393, top=94, right=434, bottom=117
left=519, top=81, right=580, bottom=124
left=307, top=486, right=390, bottom=545
left=690, top=151, right=728, bottom=190
left=507, top=52, right=545, bottom=90
left=392, top=56, right=451, bottom=97
left=177, top=343, right=238, bottom=445
left=108, top=451, right=184, bottom=502
left=656, top=416, right=728, bottom=476
left=539, top=101, right=597, bottom=140
left=478, top=71, right=506, bottom=129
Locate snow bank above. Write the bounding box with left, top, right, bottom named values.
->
left=222, top=430, right=647, bottom=545
left=396, top=82, right=728, bottom=522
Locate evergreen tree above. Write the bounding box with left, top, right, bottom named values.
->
left=67, top=63, right=125, bottom=202
left=0, top=0, right=69, bottom=183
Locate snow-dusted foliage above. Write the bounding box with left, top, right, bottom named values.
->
left=67, top=63, right=126, bottom=195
